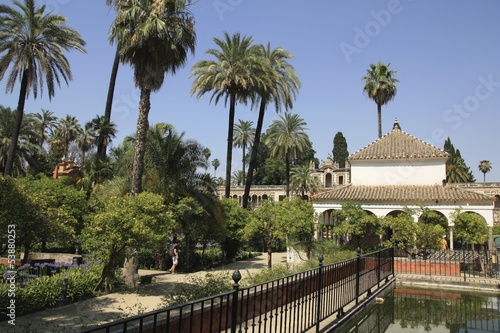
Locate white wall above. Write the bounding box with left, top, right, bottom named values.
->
left=350, top=159, right=447, bottom=185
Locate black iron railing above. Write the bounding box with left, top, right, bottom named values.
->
left=394, top=248, right=500, bottom=281
left=79, top=248, right=394, bottom=333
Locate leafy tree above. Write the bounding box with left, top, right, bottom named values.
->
left=112, top=0, right=196, bottom=195
left=332, top=201, right=381, bottom=248
left=332, top=132, right=349, bottom=168
left=51, top=114, right=82, bottom=159
left=0, top=0, right=86, bottom=176
left=451, top=208, right=489, bottom=247
left=265, top=112, right=311, bottom=197
left=383, top=207, right=445, bottom=256
left=289, top=164, right=321, bottom=198
left=90, top=114, right=117, bottom=161
left=478, top=160, right=492, bottom=182
left=219, top=198, right=249, bottom=260
left=233, top=119, right=255, bottom=185
left=243, top=43, right=300, bottom=208
left=82, top=192, right=172, bottom=291
left=191, top=32, right=265, bottom=198
left=362, top=61, right=399, bottom=138
left=244, top=198, right=315, bottom=268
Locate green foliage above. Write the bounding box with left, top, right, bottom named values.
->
left=161, top=271, right=233, bottom=307
left=451, top=208, right=489, bottom=245
left=82, top=192, right=173, bottom=284
left=220, top=198, right=249, bottom=259
left=332, top=201, right=381, bottom=247
left=492, top=225, right=500, bottom=235
left=0, top=260, right=101, bottom=318
left=332, top=132, right=349, bottom=168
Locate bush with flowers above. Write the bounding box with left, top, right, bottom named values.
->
left=0, top=256, right=104, bottom=319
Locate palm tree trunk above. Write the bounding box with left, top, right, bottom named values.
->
left=377, top=102, right=382, bottom=139
left=242, top=144, right=246, bottom=185
left=243, top=101, right=266, bottom=208
left=5, top=71, right=28, bottom=176
left=225, top=93, right=236, bottom=198
left=285, top=153, right=290, bottom=197
left=131, top=88, right=151, bottom=195
left=97, top=48, right=120, bottom=159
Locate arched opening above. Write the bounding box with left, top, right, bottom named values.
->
left=495, top=195, right=500, bottom=209
left=338, top=175, right=344, bottom=185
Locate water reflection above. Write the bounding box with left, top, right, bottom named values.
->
left=338, top=285, right=500, bottom=333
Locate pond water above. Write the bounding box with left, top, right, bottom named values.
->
left=337, top=284, right=500, bottom=333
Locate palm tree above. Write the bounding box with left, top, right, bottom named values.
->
left=212, top=158, right=220, bottom=177
left=446, top=156, right=471, bottom=183
left=112, top=0, right=196, bottom=195
left=54, top=115, right=82, bottom=159
left=33, top=109, right=58, bottom=147
left=290, top=164, right=322, bottom=199
left=243, top=44, right=301, bottom=208
left=77, top=122, right=96, bottom=169
left=233, top=119, right=255, bottom=186
left=91, top=114, right=117, bottom=154
left=0, top=105, right=41, bottom=175
left=478, top=160, right=492, bottom=182
left=191, top=32, right=267, bottom=198
left=0, top=0, right=86, bottom=176
left=362, top=61, right=399, bottom=139
left=265, top=112, right=311, bottom=197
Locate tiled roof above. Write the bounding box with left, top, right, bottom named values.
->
left=312, top=184, right=492, bottom=202
left=349, top=120, right=448, bottom=161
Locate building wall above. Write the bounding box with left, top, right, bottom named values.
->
left=350, top=159, right=447, bottom=185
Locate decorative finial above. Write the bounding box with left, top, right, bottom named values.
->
left=393, top=118, right=401, bottom=130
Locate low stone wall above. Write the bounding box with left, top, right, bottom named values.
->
left=394, top=258, right=461, bottom=276
left=20, top=252, right=82, bottom=265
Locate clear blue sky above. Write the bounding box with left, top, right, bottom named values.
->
left=1, top=0, right=499, bottom=181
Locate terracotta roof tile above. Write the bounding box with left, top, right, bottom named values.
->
left=312, top=184, right=492, bottom=202
left=349, top=120, right=448, bottom=161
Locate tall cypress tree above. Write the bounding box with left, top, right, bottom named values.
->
left=333, top=132, right=349, bottom=168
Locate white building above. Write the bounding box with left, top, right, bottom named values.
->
left=312, top=120, right=495, bottom=249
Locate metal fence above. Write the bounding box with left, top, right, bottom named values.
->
left=79, top=248, right=394, bottom=333
left=394, top=248, right=500, bottom=281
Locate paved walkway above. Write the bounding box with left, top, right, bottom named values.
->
left=2, top=252, right=288, bottom=333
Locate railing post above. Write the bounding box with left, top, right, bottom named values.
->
left=231, top=270, right=241, bottom=333
left=462, top=243, right=467, bottom=282
left=356, top=247, right=361, bottom=304
left=316, top=254, right=324, bottom=333
left=377, top=244, right=382, bottom=288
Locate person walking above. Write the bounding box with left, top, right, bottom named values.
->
left=169, top=239, right=180, bottom=274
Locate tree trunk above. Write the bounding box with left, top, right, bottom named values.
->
left=267, top=239, right=273, bottom=269
left=243, top=101, right=266, bottom=208
left=123, top=249, right=140, bottom=288
left=285, top=153, right=290, bottom=197
left=131, top=88, right=151, bottom=195
left=377, top=102, right=382, bottom=139
left=5, top=71, right=28, bottom=176
left=97, top=48, right=120, bottom=159
left=225, top=93, right=236, bottom=198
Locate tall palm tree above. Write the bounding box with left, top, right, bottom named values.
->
left=0, top=0, right=86, bottom=176
left=112, top=0, right=196, bottom=195
left=478, top=160, right=492, bottom=183
left=362, top=61, right=399, bottom=139
left=233, top=119, right=255, bottom=186
left=290, top=164, right=321, bottom=199
left=212, top=158, right=220, bottom=177
left=243, top=44, right=301, bottom=208
left=265, top=112, right=311, bottom=197
left=33, top=109, right=58, bottom=147
left=191, top=32, right=267, bottom=198
left=91, top=114, right=117, bottom=154
left=77, top=122, right=96, bottom=169
left=54, top=115, right=82, bottom=159
left=0, top=105, right=40, bottom=175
